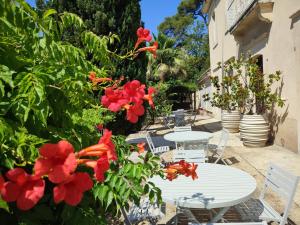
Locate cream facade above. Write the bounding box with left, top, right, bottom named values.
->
left=203, top=0, right=300, bottom=153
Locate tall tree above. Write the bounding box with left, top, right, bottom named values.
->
left=37, top=0, right=147, bottom=82
left=158, top=0, right=207, bottom=41
left=158, top=0, right=209, bottom=77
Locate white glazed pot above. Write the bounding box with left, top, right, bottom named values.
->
left=221, top=110, right=241, bottom=133
left=240, top=114, right=270, bottom=147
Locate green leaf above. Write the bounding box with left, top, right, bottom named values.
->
left=105, top=191, right=114, bottom=209
left=42, top=9, right=57, bottom=19
left=0, top=197, right=9, bottom=212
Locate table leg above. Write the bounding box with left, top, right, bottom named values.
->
left=210, top=206, right=230, bottom=223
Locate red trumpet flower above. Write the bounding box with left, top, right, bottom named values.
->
left=89, top=71, right=112, bottom=85
left=34, top=141, right=77, bottom=184
left=165, top=160, right=198, bottom=181
left=0, top=175, right=4, bottom=190
left=53, top=172, right=93, bottom=206
left=137, top=41, right=158, bottom=58
left=124, top=103, right=145, bottom=123
left=1, top=168, right=45, bottom=210
left=144, top=87, right=156, bottom=108
left=134, top=27, right=152, bottom=49
left=101, top=87, right=128, bottom=112
left=98, top=129, right=117, bottom=161
left=123, top=80, right=145, bottom=104
left=94, top=156, right=110, bottom=182
left=137, top=142, right=146, bottom=154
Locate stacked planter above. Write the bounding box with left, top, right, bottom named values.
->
left=240, top=115, right=270, bottom=147
left=221, top=110, right=240, bottom=133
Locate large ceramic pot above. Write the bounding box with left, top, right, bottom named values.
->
left=221, top=110, right=241, bottom=133
left=240, top=114, right=270, bottom=147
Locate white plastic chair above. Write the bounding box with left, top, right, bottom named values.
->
left=235, top=163, right=299, bottom=225
left=208, top=129, right=229, bottom=165
left=145, top=132, right=170, bottom=155
left=173, top=149, right=206, bottom=163
left=259, top=163, right=299, bottom=225
left=174, top=125, right=192, bottom=132
left=173, top=110, right=186, bottom=126
left=121, top=198, right=164, bottom=225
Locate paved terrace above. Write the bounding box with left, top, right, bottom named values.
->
left=126, top=115, right=300, bottom=225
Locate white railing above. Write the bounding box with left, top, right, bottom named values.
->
left=226, top=0, right=256, bottom=30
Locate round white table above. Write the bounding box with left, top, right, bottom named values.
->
left=164, top=131, right=213, bottom=143
left=164, top=131, right=213, bottom=150
left=150, top=163, right=256, bottom=222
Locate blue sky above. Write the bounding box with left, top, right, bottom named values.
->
left=140, top=0, right=181, bottom=35
left=26, top=0, right=180, bottom=35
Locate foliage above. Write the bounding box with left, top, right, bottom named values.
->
left=158, top=0, right=207, bottom=41
left=242, top=56, right=284, bottom=114
left=203, top=59, right=248, bottom=111
left=37, top=0, right=147, bottom=82
left=0, top=0, right=109, bottom=167
left=203, top=56, right=284, bottom=114
left=155, top=0, right=210, bottom=85
left=144, top=82, right=173, bottom=125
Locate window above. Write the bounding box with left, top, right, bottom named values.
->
left=212, top=12, right=218, bottom=47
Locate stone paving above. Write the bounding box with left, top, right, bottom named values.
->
left=126, top=115, right=300, bottom=225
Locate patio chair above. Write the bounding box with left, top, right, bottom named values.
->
left=121, top=198, right=164, bottom=225
left=163, top=115, right=174, bottom=129
left=235, top=163, right=300, bottom=225
left=208, top=129, right=229, bottom=165
left=174, top=110, right=186, bottom=126
left=173, top=149, right=206, bottom=163
left=145, top=132, right=170, bottom=155
left=174, top=125, right=192, bottom=132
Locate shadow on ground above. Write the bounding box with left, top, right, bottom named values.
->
left=193, top=121, right=222, bottom=133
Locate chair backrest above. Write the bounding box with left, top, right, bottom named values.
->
left=145, top=132, right=155, bottom=152
left=217, top=128, right=229, bottom=153
left=173, top=149, right=206, bottom=163
left=174, top=115, right=185, bottom=126
left=260, top=163, right=300, bottom=225
left=174, top=125, right=192, bottom=132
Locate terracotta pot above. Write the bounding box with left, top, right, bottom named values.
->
left=240, top=114, right=270, bottom=147
left=221, top=110, right=240, bottom=133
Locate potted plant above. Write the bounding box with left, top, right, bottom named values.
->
left=203, top=60, right=248, bottom=133
left=238, top=56, right=284, bottom=147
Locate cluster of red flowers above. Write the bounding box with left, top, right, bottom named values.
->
left=0, top=129, right=117, bottom=210
left=165, top=160, right=198, bottom=181
left=101, top=80, right=156, bottom=123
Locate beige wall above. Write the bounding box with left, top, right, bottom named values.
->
left=206, top=0, right=300, bottom=153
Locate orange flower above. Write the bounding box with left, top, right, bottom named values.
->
left=164, top=160, right=198, bottom=181
left=88, top=71, right=112, bottom=85
left=137, top=41, right=158, bottom=58
left=144, top=87, right=156, bottom=108
left=165, top=168, right=178, bottom=181
left=137, top=142, right=145, bottom=153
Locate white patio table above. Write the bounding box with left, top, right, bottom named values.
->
left=150, top=163, right=256, bottom=222
left=164, top=131, right=213, bottom=150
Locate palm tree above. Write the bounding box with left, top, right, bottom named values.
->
left=146, top=33, right=189, bottom=82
